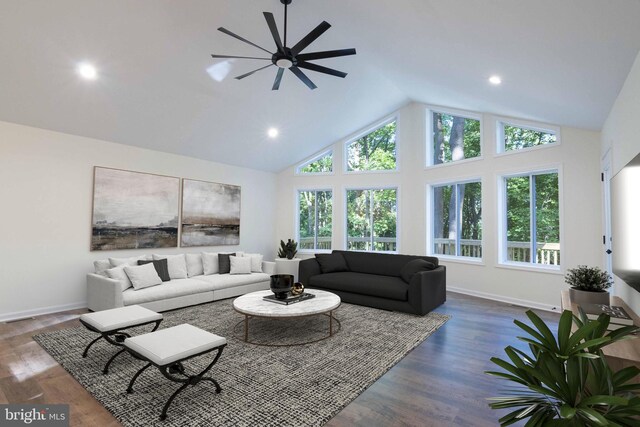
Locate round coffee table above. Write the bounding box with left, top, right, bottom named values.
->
left=232, top=289, right=341, bottom=346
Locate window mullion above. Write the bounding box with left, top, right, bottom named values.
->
left=369, top=190, right=375, bottom=250
left=314, top=191, right=319, bottom=250
left=530, top=174, right=537, bottom=264
left=455, top=184, right=461, bottom=256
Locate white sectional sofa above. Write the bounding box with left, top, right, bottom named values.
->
left=87, top=252, right=274, bottom=312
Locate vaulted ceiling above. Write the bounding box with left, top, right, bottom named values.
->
left=1, top=0, right=640, bottom=172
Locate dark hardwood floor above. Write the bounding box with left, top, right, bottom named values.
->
left=0, top=292, right=559, bottom=426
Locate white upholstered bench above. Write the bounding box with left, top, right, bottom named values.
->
left=123, top=324, right=227, bottom=420
left=79, top=305, right=163, bottom=374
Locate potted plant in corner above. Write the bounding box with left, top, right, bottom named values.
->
left=277, top=239, right=298, bottom=260
left=486, top=309, right=640, bottom=425
left=565, top=265, right=613, bottom=305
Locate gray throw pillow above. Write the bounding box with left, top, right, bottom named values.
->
left=138, top=259, right=171, bottom=282
left=315, top=253, right=349, bottom=274
left=218, top=253, right=236, bottom=274
left=400, top=259, right=437, bottom=283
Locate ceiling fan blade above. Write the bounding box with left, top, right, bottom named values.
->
left=297, top=48, right=357, bottom=61
left=297, top=61, right=347, bottom=78
left=235, top=64, right=274, bottom=80
left=290, top=21, right=331, bottom=56
left=289, top=66, right=317, bottom=90
left=218, top=27, right=273, bottom=55
left=272, top=68, right=285, bottom=90
left=211, top=54, right=271, bottom=60
left=263, top=12, right=284, bottom=53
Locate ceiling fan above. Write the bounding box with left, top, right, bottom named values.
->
left=211, top=0, right=356, bottom=90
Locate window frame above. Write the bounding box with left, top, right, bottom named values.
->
left=343, top=185, right=400, bottom=253
left=497, top=166, right=563, bottom=273
left=495, top=116, right=561, bottom=156
left=343, top=115, right=399, bottom=174
left=426, top=177, right=484, bottom=263
left=295, top=149, right=334, bottom=176
left=425, top=105, right=484, bottom=168
left=295, top=187, right=334, bottom=253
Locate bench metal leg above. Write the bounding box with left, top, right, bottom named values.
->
left=155, top=346, right=225, bottom=420
left=82, top=336, right=102, bottom=358
left=102, top=348, right=126, bottom=375
left=127, top=362, right=152, bottom=394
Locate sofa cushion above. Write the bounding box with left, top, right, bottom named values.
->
left=186, top=253, right=204, bottom=277
left=400, top=259, right=437, bottom=283
left=242, top=253, right=264, bottom=273
left=138, top=259, right=171, bottom=282
left=94, top=259, right=112, bottom=275
left=196, top=272, right=270, bottom=291
left=122, top=278, right=211, bottom=305
left=153, top=254, right=188, bottom=280
left=309, top=272, right=409, bottom=301
left=109, top=255, right=149, bottom=267
left=202, top=252, right=219, bottom=275
left=230, top=256, right=251, bottom=274
left=315, top=253, right=349, bottom=274
left=218, top=253, right=236, bottom=274
left=335, top=250, right=439, bottom=277
left=124, top=263, right=163, bottom=290
left=104, top=264, right=133, bottom=291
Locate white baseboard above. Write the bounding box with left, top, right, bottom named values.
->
left=0, top=301, right=87, bottom=323
left=448, top=286, right=561, bottom=313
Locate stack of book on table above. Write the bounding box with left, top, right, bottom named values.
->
left=581, top=303, right=635, bottom=331
left=263, top=293, right=316, bottom=305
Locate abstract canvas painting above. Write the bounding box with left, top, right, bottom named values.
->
left=181, top=179, right=241, bottom=247
left=91, top=167, right=179, bottom=251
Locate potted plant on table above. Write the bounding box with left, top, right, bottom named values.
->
left=565, top=265, right=613, bottom=305
left=486, top=309, right=640, bottom=425
left=277, top=238, right=298, bottom=260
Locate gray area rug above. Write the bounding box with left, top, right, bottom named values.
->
left=34, top=299, right=449, bottom=427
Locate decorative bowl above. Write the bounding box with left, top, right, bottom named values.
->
left=270, top=274, right=294, bottom=300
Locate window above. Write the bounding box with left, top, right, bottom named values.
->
left=502, top=171, right=560, bottom=266
left=346, top=188, right=397, bottom=252
left=297, top=190, right=332, bottom=251
left=498, top=121, right=558, bottom=153
left=346, top=120, right=397, bottom=172
left=429, top=110, right=481, bottom=165
left=432, top=181, right=482, bottom=258
left=296, top=151, right=333, bottom=174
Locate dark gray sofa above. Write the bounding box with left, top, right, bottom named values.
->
left=298, top=250, right=446, bottom=315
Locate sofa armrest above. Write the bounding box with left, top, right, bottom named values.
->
left=87, top=273, right=124, bottom=312
left=299, top=258, right=322, bottom=286
left=408, top=265, right=446, bottom=315
left=262, top=261, right=276, bottom=275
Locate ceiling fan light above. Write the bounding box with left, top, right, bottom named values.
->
left=276, top=58, right=293, bottom=69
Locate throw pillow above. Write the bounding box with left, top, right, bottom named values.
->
left=138, top=259, right=171, bottom=282
left=105, top=265, right=134, bottom=292
left=202, top=252, right=219, bottom=275
left=400, top=259, right=437, bottom=284
left=153, top=254, right=188, bottom=280
left=109, top=255, right=147, bottom=267
left=218, top=253, right=236, bottom=274
left=242, top=253, right=263, bottom=273
left=93, top=259, right=112, bottom=275
left=230, top=256, right=252, bottom=275
left=124, top=263, right=163, bottom=290
left=185, top=253, right=204, bottom=277
left=315, top=253, right=349, bottom=274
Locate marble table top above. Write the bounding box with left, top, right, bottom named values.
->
left=232, top=289, right=341, bottom=317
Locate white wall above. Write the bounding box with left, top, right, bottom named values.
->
left=276, top=102, right=603, bottom=310
left=0, top=121, right=278, bottom=321
left=602, top=51, right=640, bottom=314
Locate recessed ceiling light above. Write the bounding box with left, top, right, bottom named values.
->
left=77, top=63, right=98, bottom=80
left=489, top=75, right=502, bottom=85
left=267, top=128, right=279, bottom=138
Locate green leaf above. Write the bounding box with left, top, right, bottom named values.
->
left=557, top=310, right=573, bottom=353
left=559, top=404, right=576, bottom=419
left=576, top=407, right=608, bottom=425
left=525, top=310, right=559, bottom=352
left=579, top=395, right=628, bottom=406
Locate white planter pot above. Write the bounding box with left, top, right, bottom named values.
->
left=569, top=287, right=610, bottom=306
left=275, top=258, right=301, bottom=282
